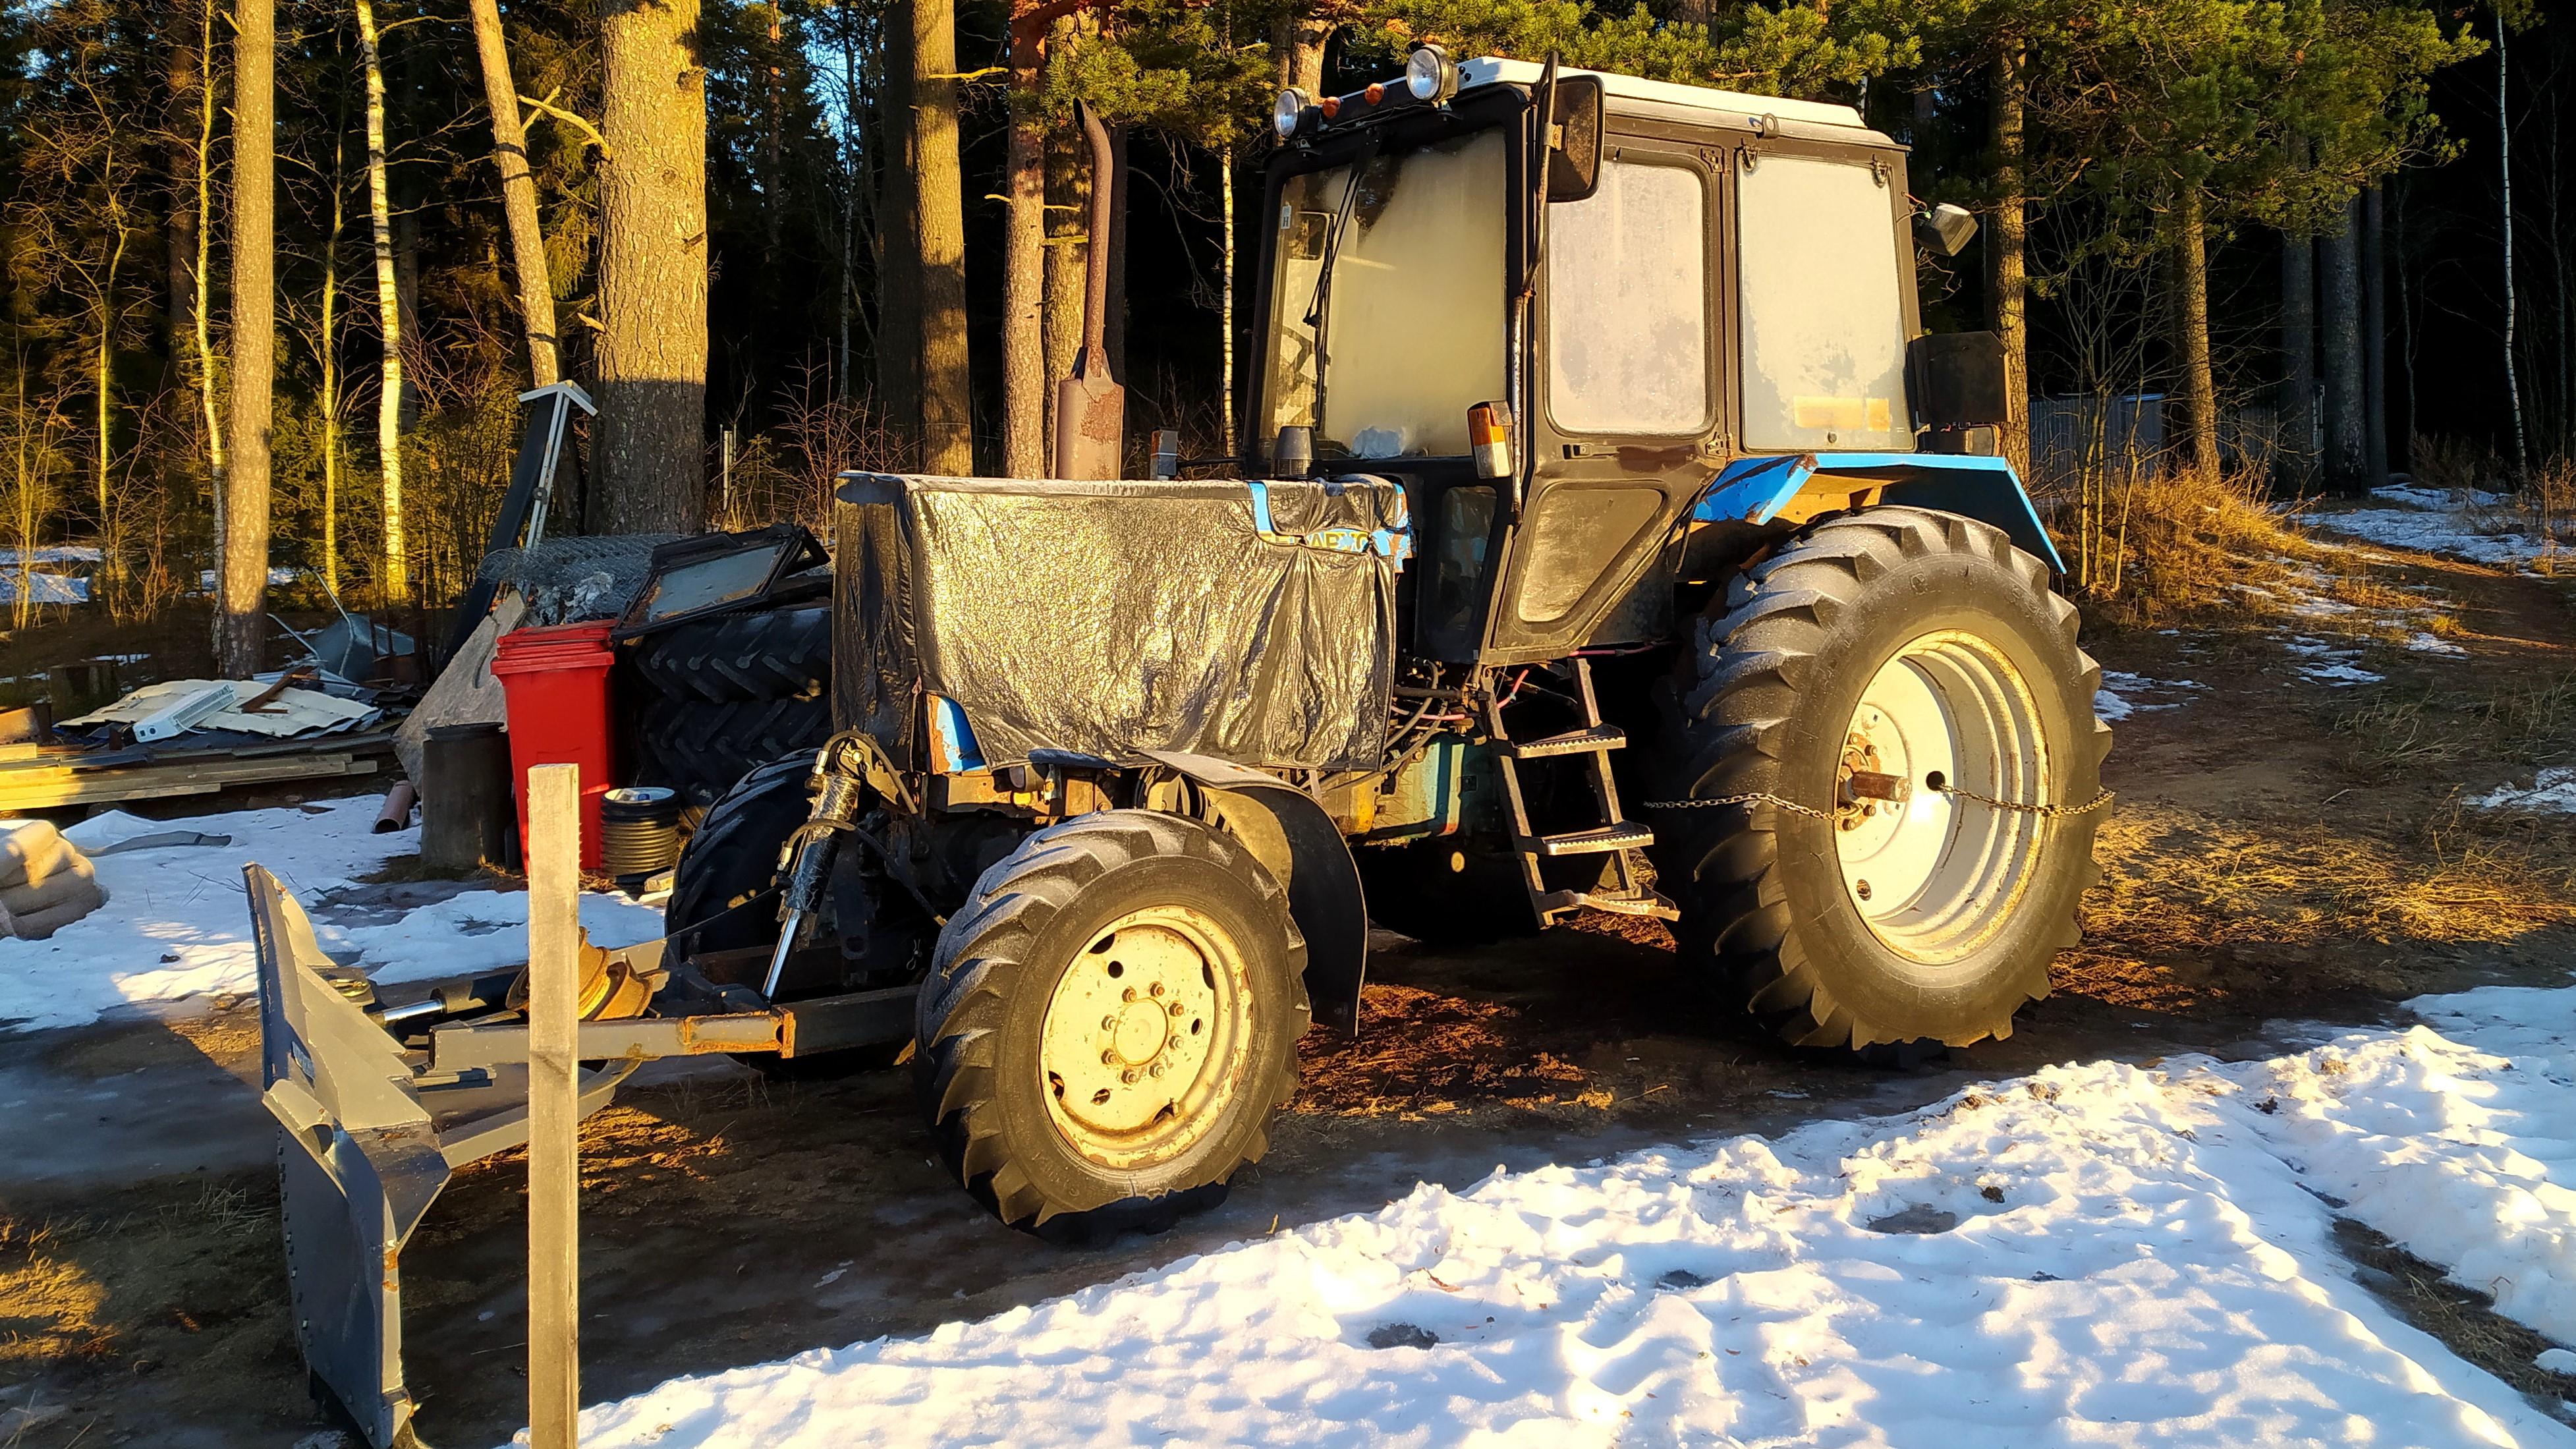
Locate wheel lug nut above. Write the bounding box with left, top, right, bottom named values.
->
left=1169, top=1002, right=1185, bottom=1017
left=1121, top=1068, right=1140, bottom=1084
left=1121, top=988, right=1138, bottom=1003
left=1149, top=1062, right=1166, bottom=1078
left=1102, top=1016, right=1117, bottom=1031
left=1102, top=1050, right=1117, bottom=1065
left=1148, top=982, right=1165, bottom=997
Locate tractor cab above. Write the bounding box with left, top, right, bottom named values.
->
left=1252, top=51, right=2008, bottom=667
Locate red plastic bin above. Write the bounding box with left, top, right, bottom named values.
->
left=489, top=620, right=619, bottom=870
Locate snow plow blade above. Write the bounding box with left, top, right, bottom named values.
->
left=246, top=865, right=919, bottom=1446
left=246, top=865, right=639, bottom=1448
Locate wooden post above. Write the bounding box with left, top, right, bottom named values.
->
left=526, top=762, right=582, bottom=1448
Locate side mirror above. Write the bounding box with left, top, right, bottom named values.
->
left=1546, top=76, right=1603, bottom=202
left=1915, top=202, right=1978, bottom=257
left=1907, top=331, right=2013, bottom=430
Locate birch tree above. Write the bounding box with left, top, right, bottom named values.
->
left=193, top=0, right=225, bottom=543
left=354, top=0, right=406, bottom=600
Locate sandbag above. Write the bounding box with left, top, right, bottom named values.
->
left=6, top=878, right=104, bottom=940
left=1, top=851, right=98, bottom=917
left=0, top=821, right=75, bottom=892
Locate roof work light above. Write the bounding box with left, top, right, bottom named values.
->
left=1273, top=88, right=1310, bottom=140
left=1405, top=44, right=1458, bottom=103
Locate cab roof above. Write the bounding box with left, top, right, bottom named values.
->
left=1455, top=56, right=1888, bottom=143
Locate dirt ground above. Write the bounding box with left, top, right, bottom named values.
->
left=3, top=529, right=2572, bottom=1448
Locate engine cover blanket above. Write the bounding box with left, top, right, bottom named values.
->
left=834, top=473, right=1407, bottom=772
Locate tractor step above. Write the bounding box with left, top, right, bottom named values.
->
left=1535, top=821, right=1656, bottom=856
left=1538, top=887, right=1681, bottom=921
left=1500, top=725, right=1627, bottom=759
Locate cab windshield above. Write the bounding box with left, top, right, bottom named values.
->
left=1263, top=127, right=1507, bottom=461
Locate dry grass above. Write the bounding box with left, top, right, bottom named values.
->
left=0, top=1215, right=112, bottom=1375
left=2063, top=797, right=2576, bottom=1013
left=2332, top=1218, right=2576, bottom=1423
left=2042, top=467, right=2312, bottom=630
left=2334, top=673, right=2576, bottom=777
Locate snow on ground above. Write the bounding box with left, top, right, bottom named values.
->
left=2094, top=669, right=2206, bottom=721
left=2279, top=635, right=2388, bottom=687
left=2301, top=485, right=2566, bottom=571
left=2473, top=769, right=2576, bottom=815
left=552, top=986, right=2576, bottom=1449
left=0, top=797, right=662, bottom=1033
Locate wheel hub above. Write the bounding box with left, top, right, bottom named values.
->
left=1039, top=905, right=1249, bottom=1169
left=1834, top=631, right=2048, bottom=965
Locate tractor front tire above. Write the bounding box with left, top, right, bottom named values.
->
left=914, top=810, right=1308, bottom=1242
left=1652, top=506, right=2110, bottom=1052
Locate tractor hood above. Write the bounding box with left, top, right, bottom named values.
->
left=832, top=472, right=1410, bottom=774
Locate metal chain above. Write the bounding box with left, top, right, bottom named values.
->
left=1641, top=784, right=2115, bottom=820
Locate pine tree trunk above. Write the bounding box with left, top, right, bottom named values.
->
left=913, top=0, right=971, bottom=474
left=2173, top=187, right=2220, bottom=477
left=2360, top=186, right=2388, bottom=488
left=1272, top=13, right=1325, bottom=92
left=466, top=0, right=560, bottom=387
left=597, top=0, right=710, bottom=531
left=218, top=0, right=274, bottom=677
left=876, top=0, right=921, bottom=450
left=2280, top=230, right=2316, bottom=486
left=1986, top=42, right=2029, bottom=476
left=2321, top=200, right=2366, bottom=493
left=356, top=0, right=408, bottom=601
left=1001, top=16, right=1047, bottom=477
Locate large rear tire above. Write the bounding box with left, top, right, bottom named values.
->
left=914, top=810, right=1308, bottom=1241
left=1650, top=506, right=2110, bottom=1051
left=629, top=603, right=831, bottom=703
left=636, top=695, right=831, bottom=808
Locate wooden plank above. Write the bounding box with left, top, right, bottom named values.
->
left=524, top=762, right=582, bottom=1449
left=0, top=753, right=378, bottom=812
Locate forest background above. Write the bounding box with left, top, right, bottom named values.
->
left=0, top=0, right=2565, bottom=667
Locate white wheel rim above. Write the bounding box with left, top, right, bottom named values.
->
left=1039, top=904, right=1253, bottom=1171
left=1834, top=630, right=2050, bottom=965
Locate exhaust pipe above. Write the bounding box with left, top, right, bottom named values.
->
left=1051, top=100, right=1125, bottom=479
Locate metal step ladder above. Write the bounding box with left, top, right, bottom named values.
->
left=1486, top=658, right=1680, bottom=927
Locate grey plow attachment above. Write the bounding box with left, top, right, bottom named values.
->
left=247, top=865, right=637, bottom=1448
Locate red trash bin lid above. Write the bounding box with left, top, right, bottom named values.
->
left=492, top=619, right=617, bottom=673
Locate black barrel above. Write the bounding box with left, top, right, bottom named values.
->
left=420, top=721, right=517, bottom=871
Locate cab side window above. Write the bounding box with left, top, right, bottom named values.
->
left=1735, top=154, right=1909, bottom=451
left=1545, top=156, right=1711, bottom=437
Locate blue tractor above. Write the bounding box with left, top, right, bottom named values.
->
left=663, top=51, right=2112, bottom=1239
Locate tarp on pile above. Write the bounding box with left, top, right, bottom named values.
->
left=835, top=473, right=1409, bottom=773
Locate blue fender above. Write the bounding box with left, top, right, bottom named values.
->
left=1688, top=452, right=2065, bottom=573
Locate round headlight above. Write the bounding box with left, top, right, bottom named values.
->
left=1405, top=43, right=1456, bottom=103
left=1273, top=88, right=1310, bottom=140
